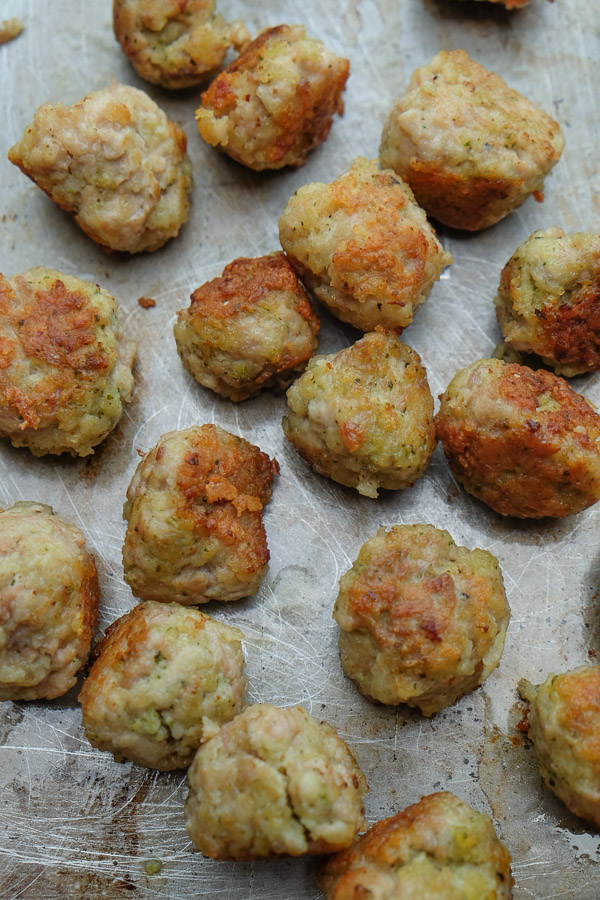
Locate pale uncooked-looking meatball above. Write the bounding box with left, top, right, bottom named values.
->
left=0, top=502, right=99, bottom=701
left=8, top=82, right=193, bottom=253
left=174, top=253, right=320, bottom=401
left=279, top=156, right=451, bottom=333
left=435, top=358, right=600, bottom=518
left=79, top=600, right=247, bottom=770
left=185, top=703, right=367, bottom=860
left=283, top=331, right=436, bottom=498
left=195, top=24, right=349, bottom=170
left=380, top=50, right=564, bottom=231
left=122, top=425, right=279, bottom=604
left=114, top=0, right=249, bottom=89
left=334, top=524, right=510, bottom=715
left=495, top=228, right=600, bottom=376
left=318, top=792, right=514, bottom=900
left=519, top=666, right=600, bottom=828
left=0, top=267, right=135, bottom=457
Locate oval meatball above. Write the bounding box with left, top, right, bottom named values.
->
left=8, top=82, right=193, bottom=253
left=495, top=228, right=600, bottom=376
left=0, top=267, right=135, bottom=457
left=435, top=358, right=600, bottom=518
left=0, top=502, right=99, bottom=701
left=380, top=50, right=564, bottom=231
left=279, top=156, right=451, bottom=333
left=185, top=703, right=367, bottom=860
left=113, top=0, right=249, bottom=89
left=195, top=24, right=349, bottom=170
left=122, top=424, right=279, bottom=604
left=79, top=600, right=247, bottom=770
left=334, top=524, right=509, bottom=715
left=283, top=331, right=436, bottom=498
left=174, top=253, right=320, bottom=401
left=318, top=791, right=513, bottom=899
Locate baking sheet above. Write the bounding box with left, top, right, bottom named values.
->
left=1, top=0, right=600, bottom=897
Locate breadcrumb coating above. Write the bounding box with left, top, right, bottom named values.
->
left=8, top=82, right=193, bottom=253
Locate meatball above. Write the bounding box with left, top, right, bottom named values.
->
left=435, top=358, right=600, bottom=518
left=317, top=791, right=513, bottom=899
left=283, top=331, right=436, bottom=498
left=79, top=600, right=247, bottom=770
left=8, top=81, right=193, bottom=253
left=0, top=502, right=99, bottom=701
left=519, top=666, right=600, bottom=828
left=495, top=228, right=600, bottom=376
left=279, top=156, right=451, bottom=333
left=0, top=267, right=135, bottom=457
left=334, top=524, right=509, bottom=715
left=113, top=0, right=249, bottom=89
left=185, top=703, right=367, bottom=860
left=195, top=24, right=349, bottom=170
left=122, top=424, right=279, bottom=604
left=174, top=253, right=320, bottom=401
left=379, top=50, right=564, bottom=231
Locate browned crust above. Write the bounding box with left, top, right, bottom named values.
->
left=554, top=669, right=600, bottom=768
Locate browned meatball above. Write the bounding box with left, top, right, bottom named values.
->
left=317, top=792, right=513, bottom=899
left=174, top=253, right=320, bottom=401
left=279, top=156, right=451, bottom=333
left=435, top=358, right=600, bottom=518
left=495, top=228, right=600, bottom=376
left=113, top=0, right=249, bottom=89
left=195, top=24, right=349, bottom=170
left=122, top=425, right=279, bottom=604
left=380, top=50, right=564, bottom=231
left=334, top=524, right=510, bottom=715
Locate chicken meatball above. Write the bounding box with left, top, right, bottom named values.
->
left=113, top=0, right=249, bottom=89
left=519, top=666, right=600, bottom=828
left=435, top=358, right=600, bottom=518
left=279, top=156, right=451, bottom=333
left=495, top=228, right=600, bottom=376
left=174, top=253, right=320, bottom=401
left=8, top=82, right=193, bottom=253
left=0, top=502, right=99, bottom=701
left=334, top=524, right=509, bottom=715
left=79, top=600, right=247, bottom=770
left=0, top=267, right=135, bottom=457
left=283, top=331, right=436, bottom=498
left=122, top=425, right=279, bottom=604
left=379, top=50, right=564, bottom=231
left=317, top=791, right=513, bottom=899
left=185, top=703, right=367, bottom=860
left=195, top=24, right=349, bottom=170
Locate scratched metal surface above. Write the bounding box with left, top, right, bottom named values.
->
left=1, top=0, right=599, bottom=897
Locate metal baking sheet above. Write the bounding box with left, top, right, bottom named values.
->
left=1, top=0, right=599, bottom=897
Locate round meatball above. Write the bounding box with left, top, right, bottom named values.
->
left=495, top=228, right=600, bottom=376
left=283, top=331, right=436, bottom=498
left=174, top=253, right=320, bottom=401
left=122, top=424, right=279, bottom=604
left=8, top=82, right=193, bottom=253
left=0, top=267, right=135, bottom=457
left=379, top=50, right=564, bottom=231
left=113, top=0, right=249, bottom=89
left=279, top=156, right=451, bottom=333
left=519, top=667, right=600, bottom=827
left=185, top=703, right=367, bottom=860
left=79, top=600, right=247, bottom=770
left=334, top=524, right=509, bottom=716
left=317, top=791, right=513, bottom=899
left=0, top=502, right=99, bottom=701
left=195, top=24, right=349, bottom=170
left=435, top=358, right=600, bottom=518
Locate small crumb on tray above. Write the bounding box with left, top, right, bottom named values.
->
left=137, top=296, right=156, bottom=309
left=0, top=18, right=24, bottom=44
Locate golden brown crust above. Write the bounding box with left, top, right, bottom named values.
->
left=197, top=24, right=349, bottom=170
left=435, top=359, right=600, bottom=518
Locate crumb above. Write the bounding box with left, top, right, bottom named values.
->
left=137, top=296, right=156, bottom=309
left=0, top=18, right=24, bottom=44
